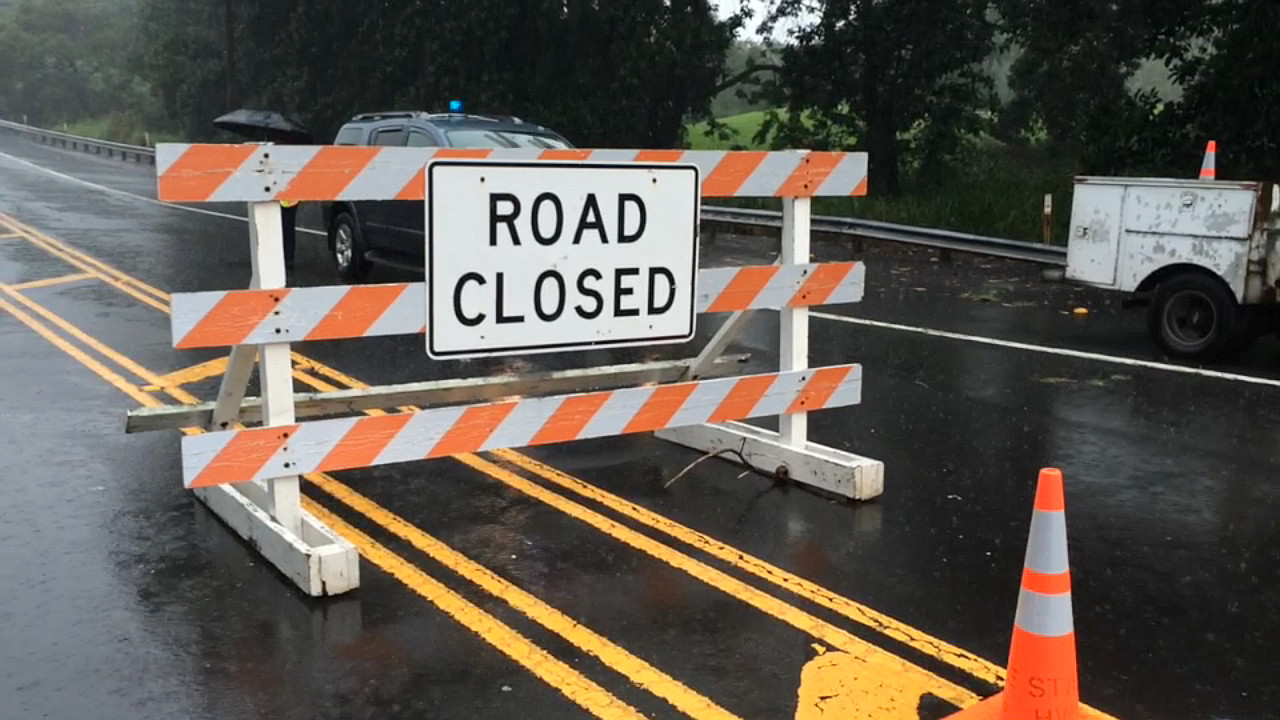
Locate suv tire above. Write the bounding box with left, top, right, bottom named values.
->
left=329, top=211, right=370, bottom=283
left=1147, top=272, right=1243, bottom=361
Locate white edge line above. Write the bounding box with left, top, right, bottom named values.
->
left=812, top=311, right=1280, bottom=388
left=0, top=148, right=326, bottom=236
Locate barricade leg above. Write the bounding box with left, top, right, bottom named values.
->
left=656, top=198, right=884, bottom=501
left=193, top=201, right=359, bottom=596
left=210, top=345, right=257, bottom=430
left=779, top=197, right=810, bottom=448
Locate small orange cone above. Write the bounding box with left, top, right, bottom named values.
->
left=946, top=468, right=1086, bottom=720
left=1199, top=140, right=1217, bottom=180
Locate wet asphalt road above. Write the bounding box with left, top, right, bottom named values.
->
left=1, top=134, right=1278, bottom=720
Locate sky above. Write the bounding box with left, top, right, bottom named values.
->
left=715, top=0, right=810, bottom=43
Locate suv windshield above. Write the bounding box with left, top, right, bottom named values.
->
left=445, top=129, right=572, bottom=149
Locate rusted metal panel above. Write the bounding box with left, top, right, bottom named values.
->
left=1067, top=177, right=1265, bottom=301
left=1121, top=185, right=1255, bottom=240
left=1117, top=233, right=1250, bottom=300
left=1117, top=184, right=1257, bottom=300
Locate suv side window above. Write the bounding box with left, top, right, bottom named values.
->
left=334, top=126, right=365, bottom=145
left=406, top=129, right=439, bottom=147
left=372, top=127, right=406, bottom=146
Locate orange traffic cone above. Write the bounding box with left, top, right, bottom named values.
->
left=1199, top=140, right=1217, bottom=180
left=946, top=468, right=1085, bottom=720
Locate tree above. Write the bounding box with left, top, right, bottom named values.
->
left=995, top=0, right=1177, bottom=173
left=0, top=8, right=16, bottom=119
left=1162, top=0, right=1280, bottom=179
left=137, top=0, right=740, bottom=148
left=760, top=0, right=997, bottom=195
left=136, top=0, right=226, bottom=139
left=709, top=40, right=781, bottom=118
left=0, top=0, right=141, bottom=127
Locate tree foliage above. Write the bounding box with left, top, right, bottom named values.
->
left=1161, top=0, right=1280, bottom=179
left=709, top=39, right=780, bottom=118
left=996, top=0, right=1182, bottom=173
left=4, top=0, right=1279, bottom=185
left=0, top=0, right=145, bottom=126
left=758, top=0, right=997, bottom=195
left=133, top=0, right=741, bottom=147
left=995, top=0, right=1280, bottom=179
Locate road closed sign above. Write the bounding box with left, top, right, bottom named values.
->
left=425, top=160, right=700, bottom=359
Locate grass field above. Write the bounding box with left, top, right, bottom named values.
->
left=688, top=109, right=1078, bottom=243
left=686, top=110, right=772, bottom=150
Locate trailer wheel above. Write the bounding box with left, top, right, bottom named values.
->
left=1147, top=273, right=1243, bottom=361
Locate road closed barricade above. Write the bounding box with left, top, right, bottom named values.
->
left=132, top=142, right=882, bottom=596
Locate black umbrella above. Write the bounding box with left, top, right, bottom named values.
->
left=213, top=109, right=313, bottom=144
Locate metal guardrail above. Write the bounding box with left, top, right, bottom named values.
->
left=0, top=118, right=156, bottom=164
left=702, top=205, right=1068, bottom=266
left=0, top=117, right=1065, bottom=265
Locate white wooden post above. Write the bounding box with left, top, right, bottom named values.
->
left=247, top=201, right=302, bottom=537
left=779, top=197, right=810, bottom=448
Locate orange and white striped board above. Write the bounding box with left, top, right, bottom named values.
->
left=170, top=262, right=863, bottom=349
left=180, top=364, right=862, bottom=487
left=154, top=144, right=869, bottom=204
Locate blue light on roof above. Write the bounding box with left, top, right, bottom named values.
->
left=449, top=99, right=464, bottom=112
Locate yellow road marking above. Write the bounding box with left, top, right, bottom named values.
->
left=1, top=219, right=169, bottom=313
left=793, top=649, right=1113, bottom=720
left=791, top=649, right=951, bottom=719
left=0, top=295, right=159, bottom=409
left=291, top=352, right=371, bottom=390
left=0, top=223, right=368, bottom=398
left=308, top=473, right=742, bottom=720
left=302, top=501, right=649, bottom=720
left=0, top=275, right=704, bottom=720
left=0, top=232, right=23, bottom=239
left=8, top=272, right=97, bottom=291
left=147, top=355, right=230, bottom=389
left=454, top=453, right=979, bottom=711
left=493, top=450, right=1007, bottom=687
left=2, top=214, right=170, bottom=305
left=1, top=284, right=167, bottom=387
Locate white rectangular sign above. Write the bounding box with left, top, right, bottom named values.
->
left=426, top=160, right=700, bottom=359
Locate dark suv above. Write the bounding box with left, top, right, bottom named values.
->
left=322, top=110, right=575, bottom=281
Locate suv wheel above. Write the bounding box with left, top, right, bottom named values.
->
left=329, top=211, right=370, bottom=283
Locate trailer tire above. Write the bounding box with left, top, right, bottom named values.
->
left=1147, top=272, right=1243, bottom=361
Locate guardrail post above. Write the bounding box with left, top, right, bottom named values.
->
left=247, top=200, right=302, bottom=537
left=779, top=197, right=810, bottom=449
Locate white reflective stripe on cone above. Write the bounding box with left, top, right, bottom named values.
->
left=1013, top=589, right=1075, bottom=638
left=1023, top=510, right=1069, bottom=575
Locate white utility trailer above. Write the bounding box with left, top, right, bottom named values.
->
left=1065, top=176, right=1280, bottom=360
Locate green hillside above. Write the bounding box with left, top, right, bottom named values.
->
left=685, top=110, right=771, bottom=150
